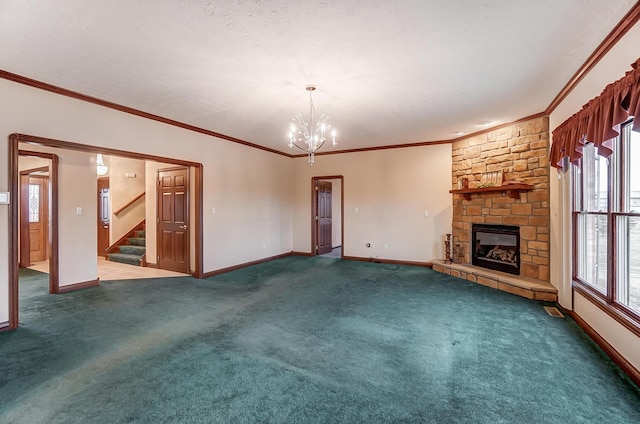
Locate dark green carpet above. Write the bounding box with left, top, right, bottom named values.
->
left=1, top=257, right=639, bottom=423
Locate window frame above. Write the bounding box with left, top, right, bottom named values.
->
left=571, top=121, right=640, bottom=336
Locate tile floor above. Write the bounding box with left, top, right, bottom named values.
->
left=27, top=257, right=189, bottom=281
left=319, top=247, right=342, bottom=259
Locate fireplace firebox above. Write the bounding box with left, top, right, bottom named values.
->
left=472, top=224, right=520, bottom=275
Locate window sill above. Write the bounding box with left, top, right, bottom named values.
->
left=573, top=281, right=640, bottom=338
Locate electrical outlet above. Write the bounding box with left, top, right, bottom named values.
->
left=384, top=243, right=388, bottom=250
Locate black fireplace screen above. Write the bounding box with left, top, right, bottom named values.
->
left=472, top=224, right=520, bottom=275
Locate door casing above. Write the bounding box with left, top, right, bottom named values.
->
left=315, top=180, right=333, bottom=255
left=311, top=176, right=344, bottom=257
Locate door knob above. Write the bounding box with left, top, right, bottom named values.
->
left=179, top=225, right=188, bottom=229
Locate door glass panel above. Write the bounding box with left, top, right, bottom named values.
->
left=29, top=184, right=40, bottom=223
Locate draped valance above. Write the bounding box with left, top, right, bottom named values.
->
left=550, top=58, right=640, bottom=168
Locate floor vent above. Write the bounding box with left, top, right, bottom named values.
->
left=543, top=306, right=564, bottom=317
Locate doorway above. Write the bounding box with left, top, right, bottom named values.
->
left=8, top=133, right=204, bottom=331
left=311, top=176, right=344, bottom=258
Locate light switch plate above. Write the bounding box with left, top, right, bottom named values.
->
left=0, top=192, right=9, bottom=204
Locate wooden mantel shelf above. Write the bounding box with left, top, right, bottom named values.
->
left=449, top=183, right=534, bottom=200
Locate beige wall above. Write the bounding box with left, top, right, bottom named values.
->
left=109, top=156, right=146, bottom=242
left=292, top=145, right=452, bottom=262
left=15, top=144, right=98, bottom=287
left=549, top=21, right=640, bottom=370
left=19, top=156, right=50, bottom=172
left=0, top=77, right=294, bottom=324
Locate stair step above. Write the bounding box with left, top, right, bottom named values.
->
left=135, top=230, right=146, bottom=238
left=118, top=245, right=146, bottom=255
left=108, top=253, right=143, bottom=266
left=128, top=237, right=146, bottom=247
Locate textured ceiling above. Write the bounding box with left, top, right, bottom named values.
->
left=0, top=0, right=637, bottom=154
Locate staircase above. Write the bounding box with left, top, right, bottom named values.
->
left=107, top=227, right=146, bottom=267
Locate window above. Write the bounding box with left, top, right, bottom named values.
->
left=573, top=121, right=640, bottom=324
left=28, top=183, right=40, bottom=223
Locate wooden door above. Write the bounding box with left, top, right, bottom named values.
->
left=97, top=177, right=110, bottom=257
left=19, top=174, right=30, bottom=267
left=157, top=167, right=190, bottom=273
left=316, top=181, right=332, bottom=255
left=20, top=174, right=49, bottom=265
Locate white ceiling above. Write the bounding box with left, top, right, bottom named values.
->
left=0, top=1, right=636, bottom=154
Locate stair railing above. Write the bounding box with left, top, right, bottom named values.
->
left=113, top=192, right=145, bottom=217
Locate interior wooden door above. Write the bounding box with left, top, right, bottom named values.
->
left=157, top=167, right=190, bottom=273
left=20, top=175, right=49, bottom=264
left=316, top=181, right=332, bottom=255
left=97, top=177, right=110, bottom=257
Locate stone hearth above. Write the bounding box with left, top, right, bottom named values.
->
left=432, top=260, right=557, bottom=302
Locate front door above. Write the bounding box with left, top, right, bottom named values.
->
left=20, top=174, right=49, bottom=266
left=316, top=181, right=332, bottom=255
left=157, top=167, right=190, bottom=273
left=97, top=177, right=110, bottom=257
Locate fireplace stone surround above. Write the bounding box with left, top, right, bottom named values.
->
left=433, top=117, right=556, bottom=300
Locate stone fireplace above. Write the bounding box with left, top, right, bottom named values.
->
left=449, top=116, right=550, bottom=282
left=432, top=116, right=556, bottom=301
left=472, top=224, right=520, bottom=275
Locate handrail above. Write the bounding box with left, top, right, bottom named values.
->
left=113, top=192, right=145, bottom=217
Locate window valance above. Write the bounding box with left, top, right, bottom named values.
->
left=550, top=57, right=640, bottom=168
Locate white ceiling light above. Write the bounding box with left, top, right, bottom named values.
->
left=96, top=154, right=108, bottom=176
left=288, top=85, right=337, bottom=165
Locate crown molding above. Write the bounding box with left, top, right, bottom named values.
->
left=545, top=1, right=640, bottom=115
left=294, top=111, right=549, bottom=158
left=0, top=69, right=291, bottom=158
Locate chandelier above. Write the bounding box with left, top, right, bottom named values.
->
left=288, top=85, right=337, bottom=164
